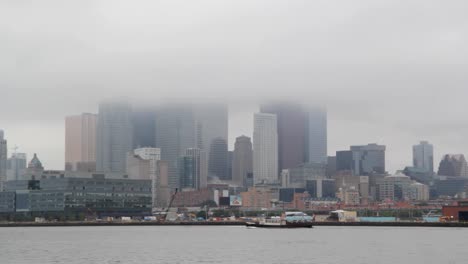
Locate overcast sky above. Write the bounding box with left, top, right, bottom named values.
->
left=1, top=0, right=468, bottom=172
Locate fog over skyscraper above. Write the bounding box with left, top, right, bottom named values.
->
left=96, top=101, right=133, bottom=173
left=413, top=141, right=434, bottom=173
left=65, top=113, right=97, bottom=172
left=232, top=135, right=253, bottom=187
left=208, top=137, right=228, bottom=180
left=194, top=103, right=228, bottom=169
left=253, top=113, right=278, bottom=185
left=307, top=107, right=327, bottom=164
left=0, top=130, right=7, bottom=191
left=260, top=103, right=306, bottom=172
left=155, top=105, right=197, bottom=188
left=132, top=109, right=156, bottom=149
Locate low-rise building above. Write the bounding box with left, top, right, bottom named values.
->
left=0, top=174, right=152, bottom=216
left=376, top=173, right=429, bottom=201
left=241, top=187, right=279, bottom=209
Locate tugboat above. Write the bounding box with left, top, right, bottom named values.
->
left=245, top=211, right=314, bottom=228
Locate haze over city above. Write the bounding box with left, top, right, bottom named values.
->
left=2, top=1, right=468, bottom=172
left=3, top=2, right=468, bottom=264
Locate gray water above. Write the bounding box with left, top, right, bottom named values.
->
left=0, top=226, right=467, bottom=264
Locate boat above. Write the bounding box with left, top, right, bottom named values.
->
left=245, top=211, right=314, bottom=228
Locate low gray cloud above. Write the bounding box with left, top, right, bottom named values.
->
left=1, top=0, right=468, bottom=171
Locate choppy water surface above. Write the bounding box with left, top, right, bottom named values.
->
left=0, top=226, right=467, bottom=264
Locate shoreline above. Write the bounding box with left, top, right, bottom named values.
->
left=1, top=221, right=468, bottom=228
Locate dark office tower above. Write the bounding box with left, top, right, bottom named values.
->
left=179, top=156, right=195, bottom=189
left=155, top=105, right=197, bottom=188
left=326, top=156, right=337, bottom=177
left=336, top=151, right=353, bottom=171
left=232, top=136, right=253, bottom=186
left=350, top=144, right=386, bottom=176
left=208, top=137, right=228, bottom=180
left=260, top=103, right=306, bottom=172
left=96, top=101, right=133, bottom=173
left=132, top=109, right=156, bottom=148
left=227, top=151, right=233, bottom=181
left=437, top=154, right=468, bottom=177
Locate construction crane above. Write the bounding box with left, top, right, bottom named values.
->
left=160, top=188, right=178, bottom=222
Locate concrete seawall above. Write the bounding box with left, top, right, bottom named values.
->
left=1, top=221, right=468, bottom=228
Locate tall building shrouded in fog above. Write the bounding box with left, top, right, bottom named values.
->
left=96, top=101, right=133, bottom=173
left=232, top=136, right=253, bottom=187
left=193, top=103, right=228, bottom=179
left=194, top=103, right=228, bottom=156
left=65, top=113, right=97, bottom=172
left=260, top=103, right=306, bottom=172
left=306, top=107, right=327, bottom=164
left=208, top=137, right=228, bottom=180
left=0, top=130, right=7, bottom=191
left=413, top=141, right=434, bottom=173
left=253, top=113, right=278, bottom=185
left=350, top=144, right=386, bottom=176
left=260, top=103, right=328, bottom=171
left=132, top=109, right=156, bottom=148
left=155, top=105, right=198, bottom=189
left=437, top=154, right=468, bottom=177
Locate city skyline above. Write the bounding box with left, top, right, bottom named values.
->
left=2, top=1, right=468, bottom=174
left=0, top=101, right=464, bottom=174
left=1, top=1, right=468, bottom=263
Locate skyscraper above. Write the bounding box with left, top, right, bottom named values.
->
left=194, top=103, right=229, bottom=158
left=253, top=113, right=278, bottom=185
left=96, top=101, right=133, bottom=173
left=132, top=109, right=156, bottom=148
left=0, top=130, right=7, bottom=191
left=232, top=135, right=253, bottom=186
left=260, top=103, right=306, bottom=172
left=7, top=152, right=27, bottom=181
left=65, top=113, right=97, bottom=172
left=208, top=137, right=228, bottom=180
left=413, top=141, right=434, bottom=173
left=155, top=105, right=197, bottom=188
left=126, top=148, right=161, bottom=180
left=185, top=148, right=208, bottom=189
left=437, top=154, right=468, bottom=177
left=154, top=160, right=170, bottom=208
left=350, top=144, right=386, bottom=176
left=132, top=148, right=161, bottom=208
left=227, top=150, right=233, bottom=181
left=306, top=107, right=327, bottom=164
left=336, top=150, right=353, bottom=171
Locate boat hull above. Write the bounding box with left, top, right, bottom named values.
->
left=245, top=222, right=313, bottom=228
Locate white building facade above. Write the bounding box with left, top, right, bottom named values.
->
left=253, top=113, right=278, bottom=185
